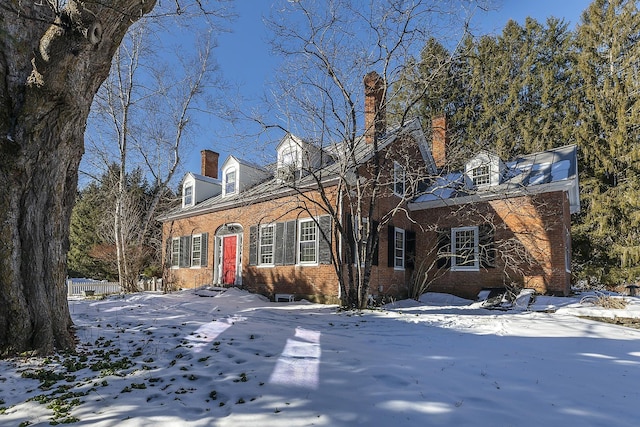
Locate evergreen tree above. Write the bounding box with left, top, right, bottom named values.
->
left=68, top=165, right=167, bottom=283
left=572, top=0, right=640, bottom=284
left=68, top=183, right=114, bottom=280
left=455, top=18, right=577, bottom=158
left=390, top=37, right=466, bottom=130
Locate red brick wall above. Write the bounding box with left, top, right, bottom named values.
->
left=410, top=191, right=572, bottom=299
left=162, top=188, right=342, bottom=302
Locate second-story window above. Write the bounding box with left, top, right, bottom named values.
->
left=225, top=168, right=237, bottom=195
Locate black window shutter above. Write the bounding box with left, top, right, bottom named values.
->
left=284, top=220, right=297, bottom=265
left=345, top=214, right=355, bottom=263
left=274, top=222, right=285, bottom=265
left=249, top=226, right=257, bottom=266
left=405, top=230, right=416, bottom=269
left=372, top=220, right=379, bottom=266
left=319, top=215, right=332, bottom=264
left=179, top=236, right=191, bottom=268
left=201, top=233, right=209, bottom=267
left=437, top=229, right=451, bottom=269
left=479, top=224, right=496, bottom=268
left=387, top=225, right=395, bottom=268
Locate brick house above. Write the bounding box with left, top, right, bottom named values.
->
left=159, top=73, right=580, bottom=302
left=409, top=138, right=579, bottom=299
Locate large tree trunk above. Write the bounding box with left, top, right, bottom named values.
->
left=0, top=0, right=156, bottom=356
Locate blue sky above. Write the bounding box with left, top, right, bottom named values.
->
left=182, top=0, right=593, bottom=176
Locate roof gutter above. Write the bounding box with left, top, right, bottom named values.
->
left=408, top=178, right=579, bottom=213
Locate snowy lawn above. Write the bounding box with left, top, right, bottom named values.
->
left=2, top=288, right=640, bottom=426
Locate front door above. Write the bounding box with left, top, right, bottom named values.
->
left=222, top=235, right=237, bottom=285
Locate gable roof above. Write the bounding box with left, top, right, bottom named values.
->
left=221, top=155, right=267, bottom=172
left=409, top=145, right=580, bottom=214
left=159, top=117, right=433, bottom=221
left=182, top=172, right=221, bottom=185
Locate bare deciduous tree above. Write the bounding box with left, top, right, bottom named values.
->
left=0, top=0, right=228, bottom=356
left=255, top=0, right=486, bottom=308
left=84, top=21, right=219, bottom=292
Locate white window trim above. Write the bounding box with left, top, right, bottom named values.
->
left=190, top=234, right=202, bottom=268
left=279, top=146, right=299, bottom=169
left=183, top=184, right=194, bottom=207
left=171, top=237, right=180, bottom=268
left=394, top=227, right=405, bottom=270
left=451, top=226, right=479, bottom=271
left=258, top=224, right=275, bottom=267
left=224, top=167, right=237, bottom=196
left=471, top=164, right=491, bottom=187
left=298, top=218, right=319, bottom=265
left=393, top=161, right=406, bottom=197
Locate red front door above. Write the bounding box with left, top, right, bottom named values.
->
left=223, top=236, right=237, bottom=285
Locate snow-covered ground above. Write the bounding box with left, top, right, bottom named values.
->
left=2, top=288, right=640, bottom=426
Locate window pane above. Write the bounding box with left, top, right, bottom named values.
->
left=299, top=221, right=317, bottom=263
left=260, top=225, right=274, bottom=265
left=394, top=229, right=404, bottom=268
left=472, top=165, right=490, bottom=186
left=226, top=170, right=236, bottom=194
left=171, top=238, right=180, bottom=267
left=191, top=235, right=202, bottom=267
left=453, top=228, right=478, bottom=269
left=184, top=185, right=193, bottom=205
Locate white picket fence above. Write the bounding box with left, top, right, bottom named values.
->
left=67, top=280, right=122, bottom=296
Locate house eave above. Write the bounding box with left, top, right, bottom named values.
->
left=408, top=178, right=579, bottom=213
left=158, top=175, right=341, bottom=222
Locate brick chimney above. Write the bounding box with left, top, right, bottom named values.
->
left=431, top=115, right=449, bottom=169
left=364, top=71, right=386, bottom=144
left=201, top=149, right=219, bottom=179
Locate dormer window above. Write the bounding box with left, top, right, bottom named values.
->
left=280, top=147, right=297, bottom=168
left=183, top=184, right=193, bottom=207
left=225, top=168, right=237, bottom=195
left=471, top=165, right=490, bottom=186
left=276, top=146, right=299, bottom=182
left=465, top=152, right=505, bottom=189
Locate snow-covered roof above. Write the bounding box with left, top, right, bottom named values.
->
left=410, top=145, right=580, bottom=214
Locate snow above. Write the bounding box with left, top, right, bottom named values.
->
left=2, top=288, right=640, bottom=426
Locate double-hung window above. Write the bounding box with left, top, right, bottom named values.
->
left=298, top=219, right=318, bottom=264
left=394, top=228, right=405, bottom=269
left=393, top=161, right=406, bottom=196
left=171, top=237, right=181, bottom=268
left=471, top=165, right=490, bottom=186
left=451, top=226, right=479, bottom=271
left=259, top=225, right=275, bottom=265
left=183, top=185, right=193, bottom=206
left=191, top=234, right=202, bottom=267
left=225, top=168, right=237, bottom=195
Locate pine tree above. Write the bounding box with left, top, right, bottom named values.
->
left=68, top=166, right=166, bottom=283
left=572, top=0, right=640, bottom=284
left=68, top=183, right=114, bottom=280
left=455, top=18, right=577, bottom=158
